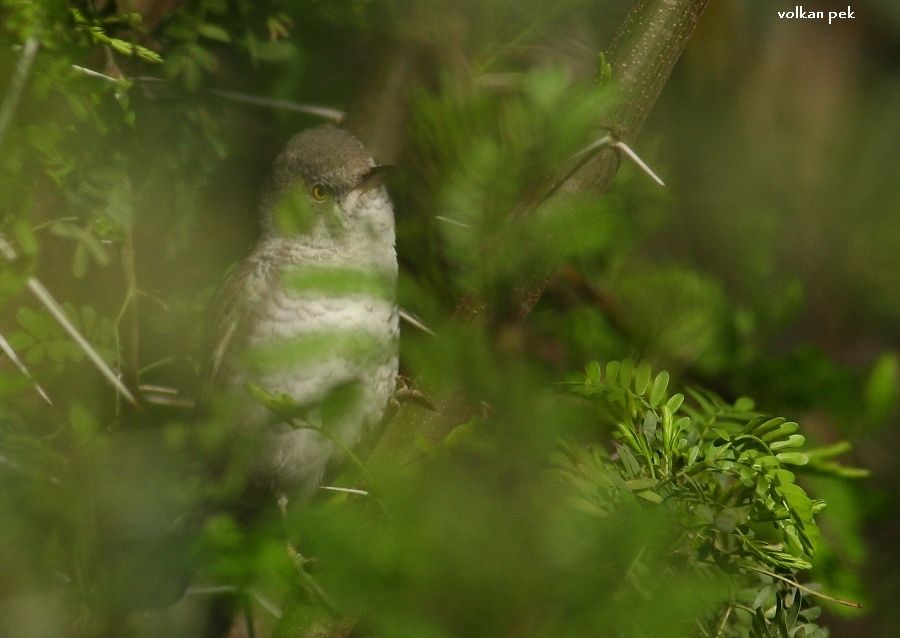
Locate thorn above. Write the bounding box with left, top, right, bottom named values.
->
left=137, top=383, right=179, bottom=394
left=71, top=64, right=120, bottom=83
left=570, top=134, right=666, bottom=187
left=0, top=328, right=54, bottom=406
left=399, top=308, right=435, bottom=335
left=435, top=215, right=472, bottom=229
left=320, top=485, right=369, bottom=496
left=612, top=140, right=666, bottom=187
left=572, top=134, right=615, bottom=159
left=249, top=589, right=283, bottom=619
left=140, top=393, right=195, bottom=410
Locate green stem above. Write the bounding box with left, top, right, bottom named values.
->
left=739, top=564, right=862, bottom=609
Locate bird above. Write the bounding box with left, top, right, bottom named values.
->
left=207, top=125, right=399, bottom=501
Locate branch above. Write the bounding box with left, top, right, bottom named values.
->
left=558, top=0, right=710, bottom=196
left=510, top=0, right=710, bottom=320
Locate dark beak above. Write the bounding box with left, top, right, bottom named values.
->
left=357, top=164, right=394, bottom=192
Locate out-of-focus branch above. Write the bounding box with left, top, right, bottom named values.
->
left=342, top=40, right=429, bottom=165
left=0, top=38, right=39, bottom=147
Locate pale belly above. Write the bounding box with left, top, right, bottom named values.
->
left=233, top=288, right=399, bottom=492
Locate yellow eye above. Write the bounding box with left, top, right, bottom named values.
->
left=312, top=184, right=329, bottom=202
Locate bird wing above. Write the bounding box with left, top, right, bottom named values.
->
left=205, top=244, right=275, bottom=389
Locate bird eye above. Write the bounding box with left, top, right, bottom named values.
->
left=311, top=184, right=329, bottom=202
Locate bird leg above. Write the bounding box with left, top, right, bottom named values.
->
left=276, top=493, right=336, bottom=615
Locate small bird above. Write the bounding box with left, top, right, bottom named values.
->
left=208, top=125, right=398, bottom=499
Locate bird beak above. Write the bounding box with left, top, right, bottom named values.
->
left=356, top=164, right=394, bottom=192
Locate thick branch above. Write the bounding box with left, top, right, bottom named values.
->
left=560, top=0, right=710, bottom=196
left=510, top=0, right=709, bottom=320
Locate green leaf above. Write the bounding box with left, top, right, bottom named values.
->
left=804, top=440, right=851, bottom=460
left=188, top=43, right=218, bottom=72
left=776, top=452, right=809, bottom=466
left=623, top=478, right=657, bottom=490
left=864, top=352, right=898, bottom=425
left=135, top=44, right=163, bottom=64
left=649, top=371, right=669, bottom=406
left=585, top=361, right=601, bottom=384
left=605, top=360, right=620, bottom=384
left=248, top=39, right=297, bottom=62
left=752, top=417, right=786, bottom=437
left=199, top=23, right=231, bottom=42
left=761, top=421, right=799, bottom=443
left=636, top=490, right=663, bottom=504
left=596, top=52, right=613, bottom=86
left=618, top=358, right=634, bottom=389
left=633, top=361, right=651, bottom=395
left=770, top=435, right=806, bottom=451
left=664, top=393, right=684, bottom=414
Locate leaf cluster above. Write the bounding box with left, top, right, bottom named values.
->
left=558, top=359, right=867, bottom=637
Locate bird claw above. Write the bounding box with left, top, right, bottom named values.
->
left=394, top=388, right=437, bottom=411
left=392, top=375, right=437, bottom=411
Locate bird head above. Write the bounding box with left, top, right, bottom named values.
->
left=260, top=125, right=394, bottom=243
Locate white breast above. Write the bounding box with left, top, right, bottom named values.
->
left=227, top=219, right=398, bottom=492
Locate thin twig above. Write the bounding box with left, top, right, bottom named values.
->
left=26, top=277, right=138, bottom=405
left=207, top=88, right=345, bottom=122
left=141, top=393, right=195, bottom=409
left=320, top=485, right=369, bottom=496
left=137, top=355, right=175, bottom=375
left=186, top=585, right=283, bottom=618
left=714, top=604, right=733, bottom=638
left=0, top=235, right=138, bottom=405
left=71, top=64, right=120, bottom=83
left=249, top=589, right=283, bottom=619
left=399, top=308, right=436, bottom=335
left=138, top=383, right=179, bottom=395
left=71, top=67, right=345, bottom=120
left=114, top=228, right=141, bottom=416
left=434, top=215, right=473, bottom=229
left=0, top=38, right=40, bottom=147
